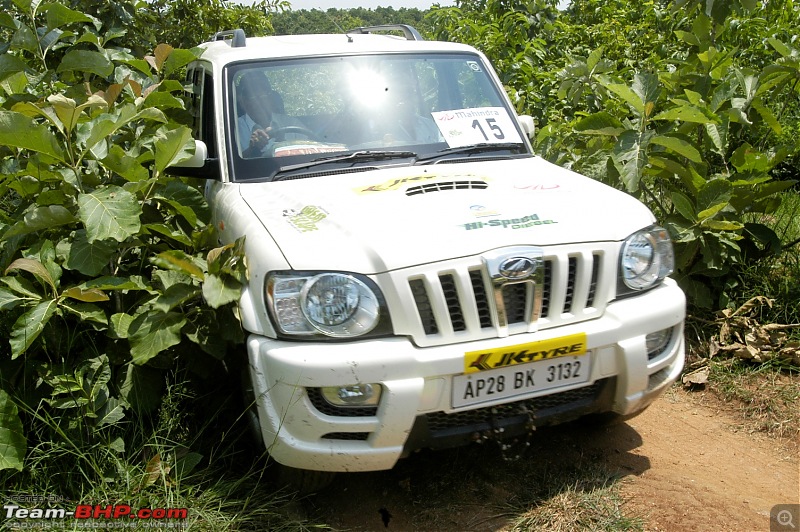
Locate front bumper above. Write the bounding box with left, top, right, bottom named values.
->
left=247, top=279, right=685, bottom=472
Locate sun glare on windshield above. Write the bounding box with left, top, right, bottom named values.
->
left=348, top=69, right=389, bottom=110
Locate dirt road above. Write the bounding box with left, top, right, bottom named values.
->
left=302, top=387, right=799, bottom=531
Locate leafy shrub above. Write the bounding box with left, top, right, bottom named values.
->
left=0, top=0, right=246, bottom=475
left=433, top=0, right=800, bottom=309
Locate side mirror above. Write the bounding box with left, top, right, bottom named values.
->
left=518, top=115, right=536, bottom=139
left=176, top=140, right=208, bottom=168
left=167, top=140, right=220, bottom=180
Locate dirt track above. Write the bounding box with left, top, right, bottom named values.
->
left=301, top=387, right=799, bottom=531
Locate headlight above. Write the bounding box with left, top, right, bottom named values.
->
left=619, top=226, right=674, bottom=292
left=266, top=272, right=385, bottom=338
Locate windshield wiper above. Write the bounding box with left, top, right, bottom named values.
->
left=415, top=142, right=524, bottom=164
left=272, top=150, right=417, bottom=181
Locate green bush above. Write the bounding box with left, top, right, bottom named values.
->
left=0, top=0, right=247, bottom=476
left=432, top=0, right=800, bottom=310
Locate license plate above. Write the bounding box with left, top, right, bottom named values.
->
left=452, top=354, right=591, bottom=409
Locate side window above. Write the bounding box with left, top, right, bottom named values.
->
left=200, top=72, right=216, bottom=158
left=187, top=67, right=217, bottom=158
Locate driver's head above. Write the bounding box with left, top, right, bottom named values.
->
left=237, top=71, right=274, bottom=126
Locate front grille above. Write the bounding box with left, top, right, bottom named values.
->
left=397, top=245, right=611, bottom=347
left=426, top=380, right=604, bottom=433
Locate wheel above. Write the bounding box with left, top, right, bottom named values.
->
left=240, top=367, right=265, bottom=451
left=241, top=367, right=336, bottom=493
left=276, top=463, right=336, bottom=494
left=271, top=125, right=318, bottom=141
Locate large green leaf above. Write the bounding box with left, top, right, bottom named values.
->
left=128, top=311, right=186, bottom=365
left=79, top=355, right=111, bottom=409
left=3, top=205, right=77, bottom=239
left=573, top=112, right=625, bottom=136
left=152, top=283, right=201, bottom=312
left=57, top=50, right=114, bottom=78
left=96, top=397, right=125, bottom=427
left=631, top=72, right=660, bottom=118
left=42, top=2, right=93, bottom=31
left=652, top=104, right=717, bottom=124
left=650, top=135, right=702, bottom=163
left=110, top=312, right=134, bottom=339
left=162, top=48, right=200, bottom=79
left=152, top=250, right=205, bottom=280
left=0, top=390, right=26, bottom=472
left=63, top=230, right=116, bottom=276
left=0, top=55, right=27, bottom=83
left=154, top=180, right=210, bottom=226
left=0, top=111, right=66, bottom=163
left=5, top=258, right=57, bottom=296
left=612, top=129, right=652, bottom=192
left=77, top=185, right=141, bottom=243
left=10, top=24, right=38, bottom=54
left=0, top=288, right=28, bottom=311
left=154, top=126, right=194, bottom=173
left=671, top=191, right=697, bottom=222
left=101, top=145, right=150, bottom=182
left=603, top=82, right=644, bottom=115
left=697, top=179, right=733, bottom=210
left=47, top=94, right=107, bottom=135
left=202, top=274, right=242, bottom=309
left=10, top=299, right=58, bottom=359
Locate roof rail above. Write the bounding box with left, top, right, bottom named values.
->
left=349, top=24, right=424, bottom=41
left=211, top=29, right=246, bottom=48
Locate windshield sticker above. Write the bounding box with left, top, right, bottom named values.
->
left=432, top=107, right=523, bottom=148
left=461, top=213, right=557, bottom=231
left=274, top=143, right=346, bottom=157
left=466, top=61, right=482, bottom=72
left=355, top=172, right=481, bottom=194
left=283, top=205, right=327, bottom=232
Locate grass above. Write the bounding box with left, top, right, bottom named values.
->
left=674, top=190, right=800, bottom=444
left=0, top=370, right=325, bottom=531
left=499, top=462, right=644, bottom=532
left=708, top=358, right=800, bottom=441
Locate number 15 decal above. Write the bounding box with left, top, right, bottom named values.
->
left=472, top=118, right=505, bottom=141
left=432, top=107, right=523, bottom=148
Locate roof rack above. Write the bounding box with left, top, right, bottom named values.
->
left=210, top=29, right=246, bottom=48
left=349, top=24, right=424, bottom=41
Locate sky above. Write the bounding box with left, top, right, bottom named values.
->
left=283, top=0, right=455, bottom=9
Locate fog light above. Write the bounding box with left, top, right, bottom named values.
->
left=646, top=328, right=673, bottom=359
left=321, top=384, right=381, bottom=406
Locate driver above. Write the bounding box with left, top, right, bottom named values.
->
left=236, top=71, right=304, bottom=158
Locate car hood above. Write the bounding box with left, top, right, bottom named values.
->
left=239, top=157, right=655, bottom=273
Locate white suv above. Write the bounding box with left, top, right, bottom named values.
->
left=177, top=25, right=685, bottom=490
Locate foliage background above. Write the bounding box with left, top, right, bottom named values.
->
left=0, top=0, right=798, bottom=526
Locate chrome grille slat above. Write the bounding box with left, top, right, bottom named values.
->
left=395, top=244, right=613, bottom=347
left=469, top=269, right=493, bottom=329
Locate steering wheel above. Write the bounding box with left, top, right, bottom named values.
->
left=272, top=125, right=318, bottom=141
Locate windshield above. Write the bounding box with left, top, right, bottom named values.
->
left=226, top=52, right=530, bottom=182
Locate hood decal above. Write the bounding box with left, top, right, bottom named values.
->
left=354, top=171, right=488, bottom=194
left=461, top=213, right=557, bottom=231
left=282, top=205, right=328, bottom=232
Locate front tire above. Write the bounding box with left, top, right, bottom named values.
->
left=241, top=366, right=336, bottom=493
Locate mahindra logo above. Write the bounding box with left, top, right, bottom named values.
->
left=498, top=256, right=537, bottom=279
